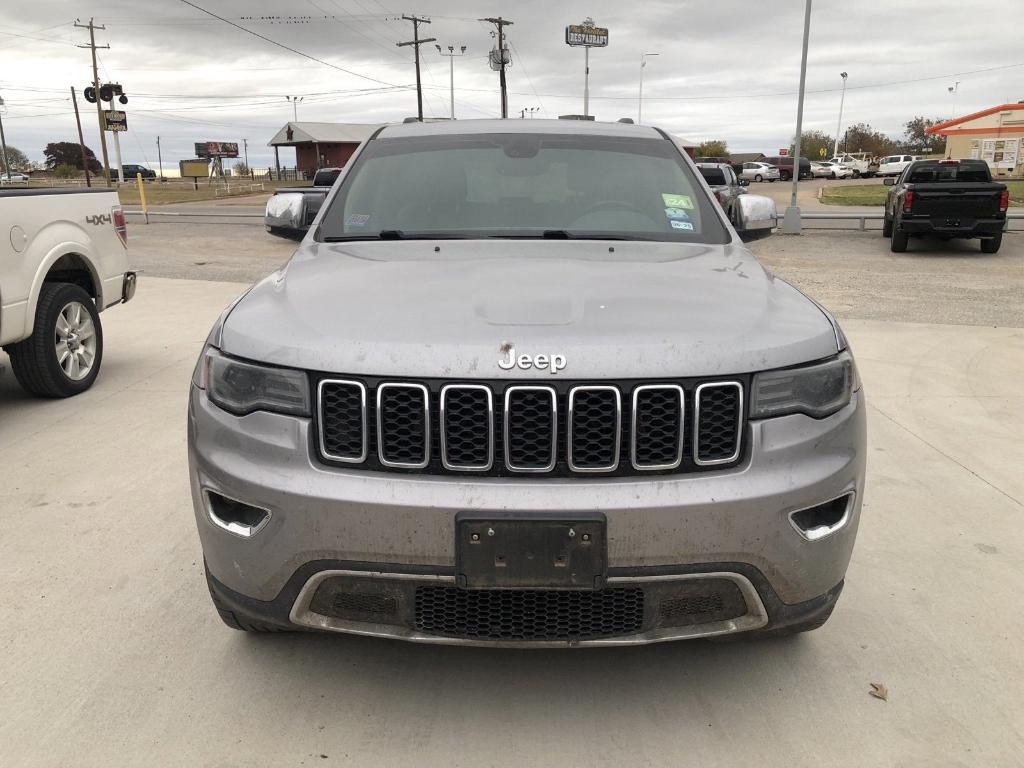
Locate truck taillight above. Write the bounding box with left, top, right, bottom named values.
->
left=903, top=190, right=914, bottom=212
left=999, top=189, right=1009, bottom=212
left=112, top=206, right=127, bottom=247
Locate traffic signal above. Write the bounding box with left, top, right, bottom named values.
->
left=84, top=86, right=96, bottom=103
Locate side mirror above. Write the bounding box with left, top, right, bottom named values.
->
left=883, top=177, right=895, bottom=186
left=734, top=194, right=776, bottom=240
left=265, top=192, right=308, bottom=238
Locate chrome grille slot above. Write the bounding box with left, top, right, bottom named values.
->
left=376, top=383, right=430, bottom=469
left=440, top=385, right=493, bottom=471
left=504, top=386, right=557, bottom=472
left=631, top=385, right=684, bottom=470
left=318, top=380, right=367, bottom=463
left=694, top=382, right=743, bottom=466
left=568, top=386, right=621, bottom=472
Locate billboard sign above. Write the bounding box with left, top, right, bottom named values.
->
left=779, top=148, right=789, bottom=156
left=103, top=110, right=128, bottom=132
left=194, top=142, right=239, bottom=159
left=179, top=159, right=210, bottom=178
left=565, top=22, right=608, bottom=47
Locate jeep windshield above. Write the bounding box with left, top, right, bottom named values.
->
left=318, top=132, right=729, bottom=243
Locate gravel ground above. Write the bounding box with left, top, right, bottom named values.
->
left=127, top=223, right=1023, bottom=327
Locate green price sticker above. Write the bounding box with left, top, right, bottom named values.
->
left=662, top=193, right=693, bottom=209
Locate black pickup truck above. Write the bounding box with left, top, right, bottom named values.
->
left=264, top=167, right=343, bottom=238
left=882, top=159, right=1008, bottom=253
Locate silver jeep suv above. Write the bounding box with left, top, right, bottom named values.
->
left=188, top=119, right=865, bottom=646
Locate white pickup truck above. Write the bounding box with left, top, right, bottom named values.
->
left=1, top=188, right=136, bottom=397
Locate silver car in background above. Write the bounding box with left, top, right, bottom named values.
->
left=739, top=161, right=780, bottom=183
left=189, top=119, right=865, bottom=646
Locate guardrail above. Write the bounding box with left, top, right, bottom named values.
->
left=799, top=212, right=1023, bottom=231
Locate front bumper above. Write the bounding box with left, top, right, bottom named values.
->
left=188, top=386, right=866, bottom=643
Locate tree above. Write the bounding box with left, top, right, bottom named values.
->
left=43, top=141, right=101, bottom=173
left=233, top=160, right=250, bottom=176
left=698, top=139, right=729, bottom=157
left=0, top=144, right=30, bottom=172
left=902, top=116, right=947, bottom=155
left=790, top=130, right=834, bottom=160
left=838, top=123, right=896, bottom=157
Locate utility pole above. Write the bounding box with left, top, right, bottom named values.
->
left=481, top=17, right=513, bottom=118
left=782, top=0, right=812, bottom=235
left=242, top=138, right=249, bottom=168
left=70, top=87, right=92, bottom=187
left=285, top=95, right=303, bottom=121
left=398, top=15, right=435, bottom=122
left=75, top=18, right=111, bottom=186
left=0, top=93, right=11, bottom=182
left=833, top=71, right=848, bottom=158
left=156, top=136, right=163, bottom=180
left=638, top=52, right=659, bottom=125
left=435, top=44, right=467, bottom=120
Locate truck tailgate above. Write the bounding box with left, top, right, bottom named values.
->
left=909, top=184, right=1003, bottom=219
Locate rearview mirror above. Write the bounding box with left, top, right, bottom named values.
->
left=734, top=194, right=776, bottom=240
left=883, top=177, right=895, bottom=186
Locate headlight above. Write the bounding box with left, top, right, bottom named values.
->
left=750, top=351, right=859, bottom=419
left=201, top=348, right=310, bottom=417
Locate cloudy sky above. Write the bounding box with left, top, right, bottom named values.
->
left=0, top=0, right=1020, bottom=169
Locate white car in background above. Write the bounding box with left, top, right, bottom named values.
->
left=876, top=154, right=916, bottom=177
left=739, top=161, right=780, bottom=183
left=820, top=162, right=854, bottom=179
left=0, top=172, right=30, bottom=183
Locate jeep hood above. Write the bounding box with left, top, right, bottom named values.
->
left=220, top=240, right=838, bottom=378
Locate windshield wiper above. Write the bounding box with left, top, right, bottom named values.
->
left=488, top=230, right=659, bottom=241
left=322, top=230, right=480, bottom=242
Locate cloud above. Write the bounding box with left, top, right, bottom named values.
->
left=0, top=0, right=1019, bottom=166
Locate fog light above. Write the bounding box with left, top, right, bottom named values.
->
left=203, top=490, right=271, bottom=538
left=789, top=493, right=854, bottom=541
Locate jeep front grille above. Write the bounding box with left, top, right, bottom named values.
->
left=317, top=378, right=745, bottom=477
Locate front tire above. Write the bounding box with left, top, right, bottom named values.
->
left=882, top=215, right=892, bottom=237
left=7, top=283, right=104, bottom=398
left=980, top=233, right=1002, bottom=253
left=754, top=174, right=763, bottom=182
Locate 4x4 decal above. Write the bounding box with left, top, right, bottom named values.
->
left=86, top=213, right=112, bottom=226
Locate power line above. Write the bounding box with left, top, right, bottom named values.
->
left=507, top=40, right=547, bottom=118
left=178, top=0, right=408, bottom=89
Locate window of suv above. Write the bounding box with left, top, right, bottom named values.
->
left=698, top=166, right=727, bottom=185
left=320, top=132, right=729, bottom=243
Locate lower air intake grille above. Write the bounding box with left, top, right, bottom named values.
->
left=658, top=579, right=747, bottom=627
left=414, top=586, right=644, bottom=641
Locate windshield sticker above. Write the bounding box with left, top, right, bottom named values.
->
left=345, top=213, right=370, bottom=228
left=664, top=207, right=691, bottom=221
left=662, top=193, right=694, bottom=209
left=670, top=220, right=694, bottom=231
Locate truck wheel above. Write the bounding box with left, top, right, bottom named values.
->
left=7, top=283, right=103, bottom=398
left=852, top=170, right=861, bottom=178
left=890, top=225, right=908, bottom=253
left=882, top=216, right=892, bottom=237
left=980, top=233, right=1002, bottom=254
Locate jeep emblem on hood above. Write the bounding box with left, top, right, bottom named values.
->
left=498, top=344, right=566, bottom=374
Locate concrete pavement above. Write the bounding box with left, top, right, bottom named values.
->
left=1, top=275, right=1022, bottom=766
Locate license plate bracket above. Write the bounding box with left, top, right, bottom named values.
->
left=455, top=511, right=607, bottom=590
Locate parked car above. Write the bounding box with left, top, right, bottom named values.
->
left=190, top=119, right=865, bottom=645
left=810, top=161, right=832, bottom=178
left=876, top=154, right=916, bottom=177
left=265, top=167, right=345, bottom=239
left=0, top=187, right=136, bottom=396
left=821, top=162, right=854, bottom=180
left=882, top=158, right=1008, bottom=253
left=826, top=153, right=876, bottom=178
left=0, top=171, right=30, bottom=183
left=740, top=162, right=780, bottom=183
left=696, top=162, right=749, bottom=222
left=110, top=164, right=156, bottom=181
left=762, top=155, right=811, bottom=181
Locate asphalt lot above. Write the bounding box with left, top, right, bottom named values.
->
left=1, top=222, right=1022, bottom=766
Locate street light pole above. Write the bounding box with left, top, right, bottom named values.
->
left=637, top=52, right=659, bottom=125
left=286, top=96, right=303, bottom=121
left=782, top=0, right=813, bottom=235
left=833, top=71, right=848, bottom=158
left=435, top=44, right=467, bottom=119
left=948, top=81, right=960, bottom=118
